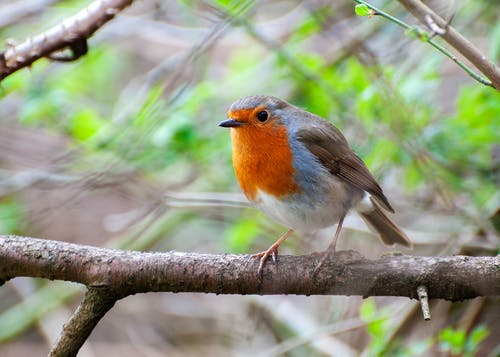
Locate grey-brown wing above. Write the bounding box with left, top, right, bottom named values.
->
left=297, top=123, right=395, bottom=213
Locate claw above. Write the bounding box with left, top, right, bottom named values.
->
left=252, top=245, right=279, bottom=277
left=257, top=256, right=265, bottom=278
left=314, top=251, right=330, bottom=274
left=251, top=229, right=294, bottom=277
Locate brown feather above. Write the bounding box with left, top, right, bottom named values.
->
left=297, top=124, right=394, bottom=212
left=359, top=197, right=412, bottom=247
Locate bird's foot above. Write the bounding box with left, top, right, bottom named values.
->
left=251, top=229, right=293, bottom=278
left=252, top=244, right=279, bottom=278
left=314, top=249, right=336, bottom=275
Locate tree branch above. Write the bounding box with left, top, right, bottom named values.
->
left=2, top=235, right=499, bottom=356
left=0, top=0, right=134, bottom=81
left=1, top=235, right=499, bottom=300
left=48, top=286, right=117, bottom=357
left=397, top=0, right=500, bottom=90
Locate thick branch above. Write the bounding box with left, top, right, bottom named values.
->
left=397, top=0, right=500, bottom=90
left=48, top=287, right=117, bottom=357
left=0, top=0, right=134, bottom=81
left=1, top=235, right=499, bottom=300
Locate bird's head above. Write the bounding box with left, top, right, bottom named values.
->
left=219, top=95, right=289, bottom=132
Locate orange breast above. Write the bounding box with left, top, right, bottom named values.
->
left=230, top=125, right=298, bottom=201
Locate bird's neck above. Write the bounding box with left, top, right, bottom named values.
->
left=230, top=126, right=298, bottom=202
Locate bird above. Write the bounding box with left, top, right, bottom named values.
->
left=219, top=95, right=411, bottom=275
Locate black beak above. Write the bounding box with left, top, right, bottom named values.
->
left=218, top=119, right=244, bottom=128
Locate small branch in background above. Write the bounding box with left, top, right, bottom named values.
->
left=353, top=0, right=499, bottom=90
left=397, top=0, right=500, bottom=90
left=424, top=13, right=447, bottom=36
left=0, top=0, right=134, bottom=81
left=0, top=169, right=77, bottom=196
left=417, top=285, right=431, bottom=320
left=48, top=286, right=118, bottom=357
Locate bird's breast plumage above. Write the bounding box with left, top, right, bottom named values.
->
left=230, top=124, right=299, bottom=201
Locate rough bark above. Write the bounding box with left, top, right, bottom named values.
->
left=1, top=235, right=499, bottom=300
left=48, top=287, right=117, bottom=357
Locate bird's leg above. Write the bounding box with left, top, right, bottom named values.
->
left=315, top=214, right=345, bottom=273
left=252, top=229, right=294, bottom=276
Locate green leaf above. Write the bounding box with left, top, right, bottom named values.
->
left=439, top=327, right=466, bottom=354
left=68, top=109, right=103, bottom=141
left=355, top=4, right=371, bottom=17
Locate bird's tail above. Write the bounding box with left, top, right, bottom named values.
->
left=357, top=196, right=412, bottom=248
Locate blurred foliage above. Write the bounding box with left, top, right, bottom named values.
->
left=0, top=200, right=23, bottom=234
left=360, top=299, right=491, bottom=356
left=439, top=325, right=490, bottom=357
left=359, top=299, right=393, bottom=355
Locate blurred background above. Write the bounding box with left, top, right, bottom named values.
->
left=0, top=0, right=499, bottom=356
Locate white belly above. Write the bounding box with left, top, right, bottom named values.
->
left=254, top=182, right=358, bottom=233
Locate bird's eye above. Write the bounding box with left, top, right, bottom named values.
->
left=257, top=111, right=269, bottom=122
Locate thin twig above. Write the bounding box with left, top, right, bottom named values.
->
left=397, top=0, right=500, bottom=89
left=417, top=285, right=431, bottom=320
left=352, top=0, right=497, bottom=89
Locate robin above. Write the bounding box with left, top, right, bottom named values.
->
left=219, top=95, right=411, bottom=275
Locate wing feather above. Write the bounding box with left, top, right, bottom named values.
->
left=297, top=123, right=394, bottom=213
